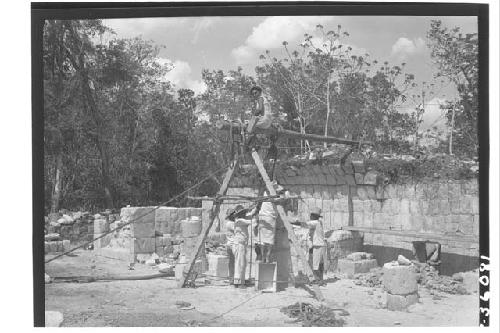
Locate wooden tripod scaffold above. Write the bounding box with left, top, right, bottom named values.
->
left=177, top=146, right=325, bottom=301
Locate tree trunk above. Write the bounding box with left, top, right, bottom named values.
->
left=65, top=22, right=115, bottom=209
left=324, top=75, right=331, bottom=148
left=97, top=139, right=115, bottom=209
left=50, top=153, right=63, bottom=213
left=449, top=106, right=455, bottom=155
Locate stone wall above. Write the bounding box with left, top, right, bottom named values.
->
left=94, top=206, right=203, bottom=262
left=206, top=171, right=479, bottom=273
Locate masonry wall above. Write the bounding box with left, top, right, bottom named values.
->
left=209, top=176, right=480, bottom=270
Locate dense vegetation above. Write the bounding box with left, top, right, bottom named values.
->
left=42, top=20, right=479, bottom=213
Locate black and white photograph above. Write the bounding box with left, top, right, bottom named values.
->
left=26, top=1, right=497, bottom=328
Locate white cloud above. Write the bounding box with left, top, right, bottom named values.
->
left=391, top=37, right=427, bottom=60
left=159, top=58, right=207, bottom=95
left=231, top=16, right=335, bottom=65
left=420, top=97, right=447, bottom=131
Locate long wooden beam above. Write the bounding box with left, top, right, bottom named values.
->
left=178, top=158, right=239, bottom=288
left=216, top=120, right=371, bottom=146
left=251, top=150, right=325, bottom=301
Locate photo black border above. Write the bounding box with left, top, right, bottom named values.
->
left=32, top=2, right=489, bottom=327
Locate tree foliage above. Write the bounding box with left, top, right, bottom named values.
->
left=427, top=20, right=478, bottom=158
left=42, top=19, right=477, bottom=213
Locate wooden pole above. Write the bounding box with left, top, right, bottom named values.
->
left=216, top=120, right=370, bottom=146
left=251, top=150, right=325, bottom=301
left=178, top=158, right=239, bottom=288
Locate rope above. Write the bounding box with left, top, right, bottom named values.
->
left=209, top=292, right=262, bottom=321
left=44, top=165, right=229, bottom=264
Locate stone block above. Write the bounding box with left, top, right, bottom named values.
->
left=473, top=215, right=479, bottom=236
left=382, top=263, right=418, bottom=295
left=471, top=197, right=480, bottom=214
left=207, top=254, right=230, bottom=278
left=400, top=214, right=412, bottom=231
left=133, top=237, right=156, bottom=254
left=460, top=195, right=474, bottom=214
left=408, top=200, right=420, bottom=215
left=362, top=212, right=373, bottom=228
left=94, top=219, right=109, bottom=234
left=399, top=199, right=409, bottom=214
left=356, top=186, right=369, bottom=200
left=373, top=213, right=385, bottom=228
left=345, top=174, right=356, bottom=185
left=131, top=221, right=155, bottom=238
left=386, top=292, right=419, bottom=311
left=458, top=215, right=474, bottom=234
left=363, top=171, right=379, bottom=185
left=450, top=199, right=461, bottom=214
left=354, top=173, right=364, bottom=184
left=385, top=185, right=398, bottom=199
left=352, top=199, right=363, bottom=212
left=353, top=212, right=363, bottom=227
left=45, top=311, right=64, bottom=327
left=337, top=258, right=378, bottom=277
left=94, top=233, right=112, bottom=249
left=62, top=240, right=71, bottom=252
left=155, top=207, right=172, bottom=234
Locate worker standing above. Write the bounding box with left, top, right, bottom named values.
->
left=225, top=208, right=236, bottom=285
left=231, top=205, right=252, bottom=288
left=254, top=183, right=286, bottom=263
left=303, top=207, right=327, bottom=285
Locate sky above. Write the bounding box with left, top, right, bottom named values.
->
left=102, top=16, right=478, bottom=130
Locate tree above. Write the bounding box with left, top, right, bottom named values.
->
left=427, top=20, right=478, bottom=158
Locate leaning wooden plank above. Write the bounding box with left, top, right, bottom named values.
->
left=251, top=151, right=325, bottom=301
left=178, top=159, right=239, bottom=288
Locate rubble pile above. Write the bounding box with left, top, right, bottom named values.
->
left=416, top=264, right=469, bottom=295
left=44, top=210, right=120, bottom=252
left=353, top=267, right=383, bottom=287
left=280, top=302, right=345, bottom=327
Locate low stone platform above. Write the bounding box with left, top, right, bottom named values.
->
left=337, top=258, right=378, bottom=277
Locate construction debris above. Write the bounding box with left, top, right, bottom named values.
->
left=416, top=264, right=469, bottom=295
left=280, top=302, right=345, bottom=327
left=353, top=267, right=383, bottom=287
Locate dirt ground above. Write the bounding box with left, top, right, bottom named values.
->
left=45, top=250, right=478, bottom=327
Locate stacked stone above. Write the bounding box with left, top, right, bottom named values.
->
left=123, top=207, right=157, bottom=261
left=327, top=230, right=364, bottom=271
left=155, top=235, right=174, bottom=257
left=93, top=214, right=112, bottom=249
left=179, top=216, right=207, bottom=271
left=155, top=207, right=204, bottom=236
left=383, top=260, right=419, bottom=311
left=337, top=251, right=378, bottom=278
left=44, top=240, right=70, bottom=253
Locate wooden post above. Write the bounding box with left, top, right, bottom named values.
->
left=251, top=151, right=325, bottom=301
left=178, top=158, right=239, bottom=288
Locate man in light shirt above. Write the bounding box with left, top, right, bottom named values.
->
left=303, top=207, right=327, bottom=285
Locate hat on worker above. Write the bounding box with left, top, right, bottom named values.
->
left=233, top=204, right=248, bottom=218
left=310, top=207, right=322, bottom=217
left=250, top=85, right=263, bottom=95
left=225, top=207, right=235, bottom=219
